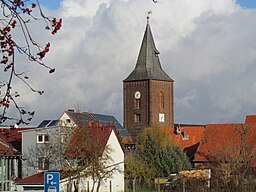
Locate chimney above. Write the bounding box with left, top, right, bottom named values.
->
left=67, top=109, right=75, bottom=112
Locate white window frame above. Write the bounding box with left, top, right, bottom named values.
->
left=37, top=134, right=49, bottom=143
left=37, top=135, right=44, bottom=143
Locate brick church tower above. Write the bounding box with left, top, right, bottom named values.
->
left=123, top=18, right=174, bottom=137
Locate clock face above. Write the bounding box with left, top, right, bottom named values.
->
left=134, top=91, right=141, bottom=99
left=159, top=113, right=165, bottom=122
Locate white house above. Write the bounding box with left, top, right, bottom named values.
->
left=19, top=110, right=125, bottom=192
left=60, top=125, right=125, bottom=192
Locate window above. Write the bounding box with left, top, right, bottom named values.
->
left=37, top=134, right=49, bottom=143
left=38, top=157, right=49, bottom=170
left=44, top=134, right=49, bottom=142
left=66, top=119, right=71, bottom=123
left=159, top=91, right=164, bottom=109
left=37, top=135, right=43, bottom=143
left=134, top=99, right=141, bottom=109
left=135, top=114, right=141, bottom=122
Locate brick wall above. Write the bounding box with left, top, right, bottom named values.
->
left=123, top=80, right=174, bottom=137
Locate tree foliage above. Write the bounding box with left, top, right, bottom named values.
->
left=25, top=125, right=122, bottom=192
left=137, top=132, right=191, bottom=177
left=125, top=128, right=191, bottom=181
left=65, top=126, right=122, bottom=192
left=0, top=0, right=62, bottom=125
left=136, top=126, right=174, bottom=150
left=125, top=154, right=156, bottom=181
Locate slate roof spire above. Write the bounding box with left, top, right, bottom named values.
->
left=124, top=17, right=173, bottom=82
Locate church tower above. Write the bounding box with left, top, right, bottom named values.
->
left=123, top=18, right=174, bottom=137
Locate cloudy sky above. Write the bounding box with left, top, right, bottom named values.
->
left=6, top=0, right=256, bottom=126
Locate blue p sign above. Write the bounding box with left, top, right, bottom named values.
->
left=44, top=172, right=60, bottom=192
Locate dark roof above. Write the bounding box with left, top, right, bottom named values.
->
left=65, top=111, right=95, bottom=127
left=184, top=142, right=201, bottom=160
left=92, top=113, right=130, bottom=137
left=37, top=120, right=60, bottom=128
left=65, top=111, right=130, bottom=137
left=124, top=21, right=173, bottom=82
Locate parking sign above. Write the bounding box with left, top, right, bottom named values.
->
left=44, top=172, right=60, bottom=192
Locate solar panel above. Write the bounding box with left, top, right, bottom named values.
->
left=92, top=113, right=130, bottom=137
left=37, top=120, right=51, bottom=128
left=82, top=113, right=94, bottom=121
left=93, top=114, right=114, bottom=122
left=47, top=120, right=60, bottom=127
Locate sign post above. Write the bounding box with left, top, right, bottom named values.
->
left=44, top=172, right=60, bottom=192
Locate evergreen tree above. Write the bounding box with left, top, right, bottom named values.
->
left=137, top=131, right=191, bottom=178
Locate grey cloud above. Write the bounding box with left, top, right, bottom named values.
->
left=9, top=0, right=256, bottom=127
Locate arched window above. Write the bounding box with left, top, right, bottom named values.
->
left=159, top=91, right=164, bottom=109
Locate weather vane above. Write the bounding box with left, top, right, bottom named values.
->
left=147, top=10, right=152, bottom=23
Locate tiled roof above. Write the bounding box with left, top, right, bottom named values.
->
left=172, top=126, right=205, bottom=150
left=65, top=125, right=118, bottom=157
left=162, top=126, right=205, bottom=159
left=15, top=172, right=44, bottom=185
left=245, top=115, right=256, bottom=124
left=64, top=111, right=130, bottom=137
left=0, top=127, right=33, bottom=157
left=194, top=123, right=256, bottom=162
left=123, top=22, right=173, bottom=82
left=16, top=171, right=72, bottom=185
left=65, top=111, right=95, bottom=127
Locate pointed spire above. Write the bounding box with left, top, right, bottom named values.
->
left=124, top=18, right=173, bottom=82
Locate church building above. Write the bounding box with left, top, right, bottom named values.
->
left=123, top=17, right=174, bottom=137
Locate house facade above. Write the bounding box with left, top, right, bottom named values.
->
left=21, top=122, right=64, bottom=178
left=19, top=111, right=125, bottom=192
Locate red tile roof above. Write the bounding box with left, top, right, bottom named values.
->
left=172, top=126, right=205, bottom=150
left=0, top=128, right=21, bottom=156
left=0, top=128, right=33, bottom=157
left=15, top=172, right=44, bottom=185
left=194, top=123, right=256, bottom=162
left=16, top=170, right=77, bottom=185
left=65, top=125, right=123, bottom=157
left=245, top=115, right=256, bottom=124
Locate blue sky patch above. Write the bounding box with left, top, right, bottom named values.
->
left=236, top=0, right=256, bottom=8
